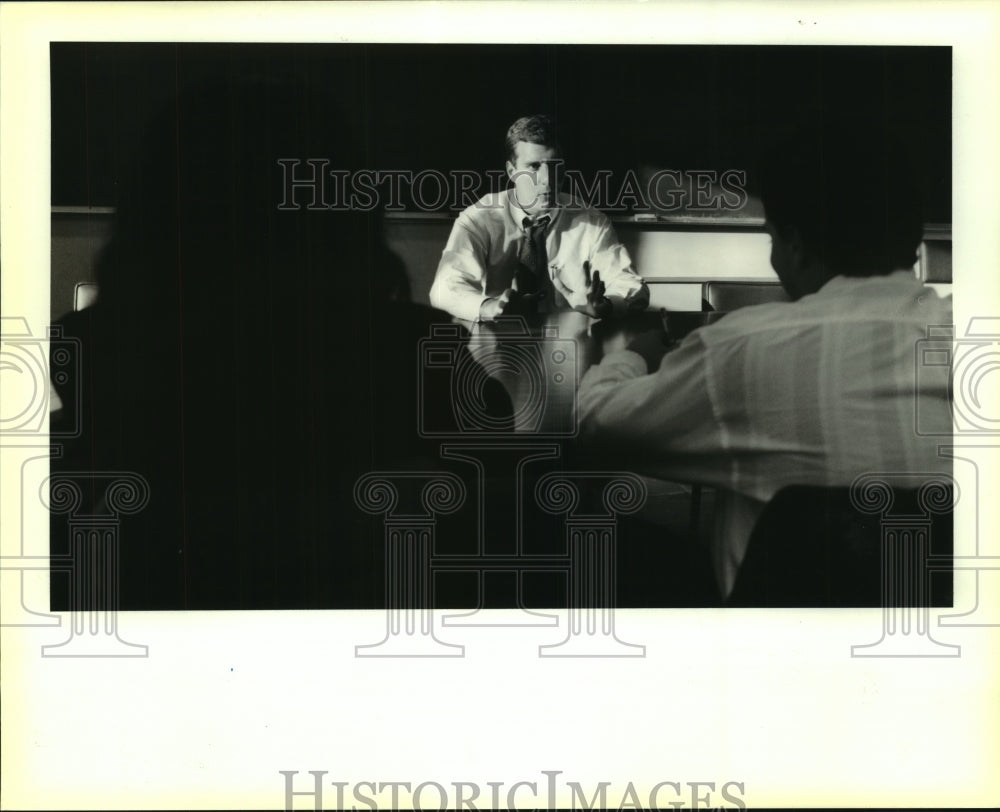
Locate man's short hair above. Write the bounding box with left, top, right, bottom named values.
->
left=505, top=114, right=559, bottom=164
left=759, top=121, right=924, bottom=277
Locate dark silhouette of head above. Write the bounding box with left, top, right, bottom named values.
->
left=758, top=120, right=923, bottom=298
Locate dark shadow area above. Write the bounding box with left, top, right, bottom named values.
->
left=53, top=44, right=951, bottom=222
left=48, top=43, right=952, bottom=612
left=48, top=56, right=504, bottom=610
left=728, top=484, right=954, bottom=608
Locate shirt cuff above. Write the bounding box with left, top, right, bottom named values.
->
left=475, top=293, right=494, bottom=323
left=608, top=284, right=649, bottom=316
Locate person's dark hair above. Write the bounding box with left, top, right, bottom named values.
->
left=505, top=114, right=559, bottom=164
left=758, top=121, right=924, bottom=277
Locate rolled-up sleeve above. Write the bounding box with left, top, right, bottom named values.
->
left=577, top=334, right=722, bottom=464
left=587, top=219, right=649, bottom=312
left=429, top=217, right=490, bottom=322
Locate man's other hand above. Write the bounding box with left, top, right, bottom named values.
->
left=479, top=288, right=545, bottom=321
left=479, top=290, right=509, bottom=321
left=625, top=328, right=672, bottom=373
left=557, top=261, right=613, bottom=319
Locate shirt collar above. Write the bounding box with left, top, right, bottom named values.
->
left=506, top=189, right=561, bottom=232
left=817, top=269, right=918, bottom=295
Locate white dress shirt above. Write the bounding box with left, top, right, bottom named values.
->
left=429, top=190, right=648, bottom=322
left=577, top=271, right=953, bottom=595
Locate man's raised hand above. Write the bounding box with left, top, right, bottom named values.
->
left=555, top=260, right=613, bottom=319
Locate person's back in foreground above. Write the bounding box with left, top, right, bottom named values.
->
left=577, top=121, right=951, bottom=596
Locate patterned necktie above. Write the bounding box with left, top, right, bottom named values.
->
left=515, top=215, right=551, bottom=304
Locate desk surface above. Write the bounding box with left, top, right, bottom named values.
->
left=465, top=310, right=725, bottom=436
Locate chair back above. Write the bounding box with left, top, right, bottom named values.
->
left=74, top=282, right=99, bottom=311
left=727, top=483, right=953, bottom=607
left=702, top=280, right=789, bottom=311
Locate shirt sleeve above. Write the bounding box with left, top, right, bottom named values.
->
left=577, top=333, right=727, bottom=473
left=429, top=216, right=491, bottom=323
left=587, top=218, right=649, bottom=313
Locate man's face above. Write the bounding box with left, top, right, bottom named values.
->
left=507, top=141, right=559, bottom=215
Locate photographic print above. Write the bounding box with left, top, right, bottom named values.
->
left=2, top=2, right=998, bottom=810
left=47, top=42, right=952, bottom=614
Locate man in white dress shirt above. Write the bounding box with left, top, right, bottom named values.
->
left=577, top=123, right=952, bottom=597
left=429, top=114, right=649, bottom=324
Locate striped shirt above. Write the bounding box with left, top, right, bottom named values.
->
left=577, top=271, right=953, bottom=595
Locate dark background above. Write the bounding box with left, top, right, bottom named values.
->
left=47, top=43, right=953, bottom=611
left=52, top=43, right=951, bottom=220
